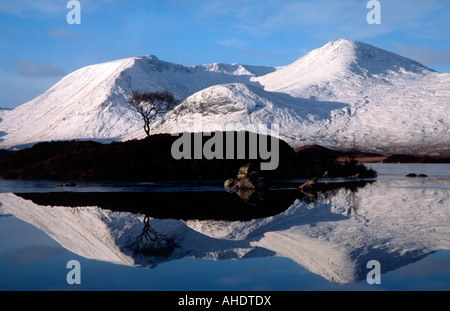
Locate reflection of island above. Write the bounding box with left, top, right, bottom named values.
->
left=1, top=178, right=449, bottom=284
left=14, top=181, right=369, bottom=221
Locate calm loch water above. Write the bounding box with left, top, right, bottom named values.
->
left=1, top=163, right=449, bottom=291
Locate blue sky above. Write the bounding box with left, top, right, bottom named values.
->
left=0, top=0, right=449, bottom=109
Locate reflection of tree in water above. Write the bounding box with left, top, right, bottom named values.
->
left=70, top=206, right=81, bottom=215
left=300, top=181, right=368, bottom=216
left=127, top=215, right=177, bottom=258
left=344, top=188, right=361, bottom=216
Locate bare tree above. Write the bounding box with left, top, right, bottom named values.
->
left=126, top=90, right=178, bottom=137
left=347, top=137, right=361, bottom=165
left=127, top=215, right=177, bottom=257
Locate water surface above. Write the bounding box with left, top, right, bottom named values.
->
left=1, top=163, right=449, bottom=291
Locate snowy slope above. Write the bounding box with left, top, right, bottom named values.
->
left=150, top=82, right=349, bottom=146
left=0, top=107, right=10, bottom=115
left=1, top=39, right=449, bottom=154
left=1, top=176, right=449, bottom=283
left=0, top=108, right=10, bottom=122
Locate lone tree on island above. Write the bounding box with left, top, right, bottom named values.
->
left=126, top=90, right=178, bottom=137
left=346, top=137, right=362, bottom=165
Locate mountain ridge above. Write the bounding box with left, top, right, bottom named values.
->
left=0, top=39, right=449, bottom=155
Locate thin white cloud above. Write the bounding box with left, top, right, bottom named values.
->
left=10, top=59, right=66, bottom=79
left=192, top=0, right=265, bottom=18
left=392, top=43, right=450, bottom=70
left=237, top=0, right=363, bottom=37
left=0, top=0, right=63, bottom=17
left=217, top=38, right=248, bottom=49
left=0, top=0, right=133, bottom=17
left=49, top=29, right=85, bottom=40
left=192, top=0, right=449, bottom=42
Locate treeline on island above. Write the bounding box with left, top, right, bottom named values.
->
left=0, top=132, right=377, bottom=181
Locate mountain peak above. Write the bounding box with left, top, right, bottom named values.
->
left=132, top=55, right=191, bottom=74
left=140, top=55, right=159, bottom=60
left=321, top=38, right=432, bottom=74
left=255, top=38, right=433, bottom=95
left=323, top=38, right=357, bottom=47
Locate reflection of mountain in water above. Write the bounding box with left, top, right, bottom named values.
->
left=1, top=179, right=449, bottom=284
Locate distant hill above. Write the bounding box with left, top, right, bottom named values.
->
left=382, top=154, right=450, bottom=163
left=295, top=145, right=347, bottom=159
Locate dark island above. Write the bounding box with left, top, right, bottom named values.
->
left=0, top=132, right=377, bottom=182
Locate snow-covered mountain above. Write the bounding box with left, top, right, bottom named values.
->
left=0, top=108, right=10, bottom=120
left=152, top=39, right=450, bottom=154
left=0, top=56, right=274, bottom=149
left=254, top=38, right=435, bottom=98
left=1, top=39, right=449, bottom=154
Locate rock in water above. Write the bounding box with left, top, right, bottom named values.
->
left=56, top=182, right=76, bottom=187
left=237, top=163, right=260, bottom=179
left=224, top=163, right=268, bottom=190
left=406, top=173, right=428, bottom=178
left=235, top=177, right=257, bottom=190
left=298, top=177, right=318, bottom=192
left=224, top=178, right=238, bottom=188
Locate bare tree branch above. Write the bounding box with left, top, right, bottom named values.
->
left=127, top=215, right=177, bottom=258
left=126, top=90, right=179, bottom=136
